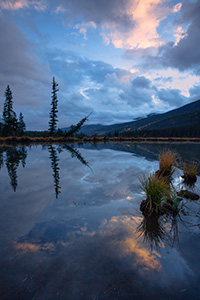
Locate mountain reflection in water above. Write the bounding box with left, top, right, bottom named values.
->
left=0, top=142, right=200, bottom=300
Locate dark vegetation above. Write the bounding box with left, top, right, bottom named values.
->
left=138, top=149, right=200, bottom=248
left=0, top=146, right=27, bottom=191
left=48, top=77, right=59, bottom=135
left=0, top=144, right=89, bottom=196
left=0, top=78, right=89, bottom=140
left=78, top=99, right=200, bottom=138
left=140, top=150, right=199, bottom=218
left=181, top=161, right=199, bottom=187
left=1, top=78, right=199, bottom=142
left=0, top=85, right=26, bottom=137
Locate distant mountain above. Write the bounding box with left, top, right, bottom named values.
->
left=62, top=99, right=200, bottom=136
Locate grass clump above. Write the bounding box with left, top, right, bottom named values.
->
left=140, top=173, right=169, bottom=216
left=181, top=161, right=199, bottom=187
left=183, top=161, right=198, bottom=178
left=158, top=150, right=178, bottom=179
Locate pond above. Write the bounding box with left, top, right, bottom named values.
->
left=0, top=142, right=200, bottom=300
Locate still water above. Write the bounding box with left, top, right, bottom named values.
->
left=0, top=142, right=200, bottom=300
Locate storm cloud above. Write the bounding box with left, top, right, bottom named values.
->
left=58, top=0, right=135, bottom=31
left=161, top=0, right=200, bottom=71
left=124, top=0, right=200, bottom=73
left=0, top=18, right=51, bottom=108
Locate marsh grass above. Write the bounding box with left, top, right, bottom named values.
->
left=158, top=150, right=178, bottom=179
left=168, top=185, right=183, bottom=215
left=140, top=174, right=169, bottom=215
left=183, top=161, right=199, bottom=178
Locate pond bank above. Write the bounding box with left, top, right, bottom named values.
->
left=0, top=135, right=200, bottom=146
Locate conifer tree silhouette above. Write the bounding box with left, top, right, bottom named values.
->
left=2, top=85, right=18, bottom=136
left=49, top=77, right=59, bottom=135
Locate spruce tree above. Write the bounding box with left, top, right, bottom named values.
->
left=2, top=85, right=18, bottom=136
left=49, top=77, right=59, bottom=135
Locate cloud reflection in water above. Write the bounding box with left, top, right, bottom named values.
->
left=0, top=143, right=200, bottom=299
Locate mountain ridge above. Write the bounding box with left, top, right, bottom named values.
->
left=62, top=99, right=200, bottom=136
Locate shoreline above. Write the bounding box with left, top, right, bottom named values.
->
left=0, top=136, right=200, bottom=146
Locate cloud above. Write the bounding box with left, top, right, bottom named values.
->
left=54, top=4, right=65, bottom=14
left=45, top=47, right=192, bottom=125
left=121, top=0, right=200, bottom=76
left=144, top=68, right=200, bottom=97
left=109, top=0, right=171, bottom=49
left=119, top=76, right=155, bottom=108
left=189, top=84, right=200, bottom=101
left=160, top=0, right=200, bottom=71
left=73, top=21, right=96, bottom=40
left=132, top=76, right=152, bottom=89
left=0, top=0, right=47, bottom=11
left=58, top=0, right=176, bottom=50
left=0, top=1, right=197, bottom=131
left=0, top=18, right=50, bottom=85
left=0, top=18, right=52, bottom=129
left=128, top=0, right=200, bottom=72
left=157, top=88, right=187, bottom=107
left=59, top=0, right=135, bottom=30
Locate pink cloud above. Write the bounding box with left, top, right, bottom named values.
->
left=0, top=0, right=46, bottom=11
left=106, top=0, right=171, bottom=49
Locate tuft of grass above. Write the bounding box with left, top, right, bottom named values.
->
left=182, top=161, right=199, bottom=187
left=168, top=185, right=183, bottom=215
left=183, top=161, right=199, bottom=178
left=158, top=150, right=178, bottom=178
left=140, top=173, right=168, bottom=215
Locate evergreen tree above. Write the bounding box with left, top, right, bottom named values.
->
left=49, top=77, right=59, bottom=135
left=65, top=113, right=91, bottom=137
left=2, top=85, right=18, bottom=136
left=18, top=112, right=26, bottom=136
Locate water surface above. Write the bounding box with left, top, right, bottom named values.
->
left=0, top=142, right=200, bottom=299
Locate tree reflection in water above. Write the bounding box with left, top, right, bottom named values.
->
left=48, top=145, right=61, bottom=198
left=0, top=144, right=89, bottom=195
left=48, top=144, right=90, bottom=198
left=57, top=144, right=90, bottom=168
left=0, top=146, right=27, bottom=191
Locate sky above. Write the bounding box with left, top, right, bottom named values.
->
left=0, top=0, right=200, bottom=131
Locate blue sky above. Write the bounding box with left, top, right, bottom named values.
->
left=0, top=0, right=200, bottom=130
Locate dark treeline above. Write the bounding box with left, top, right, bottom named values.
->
left=0, top=78, right=89, bottom=138
left=0, top=85, right=26, bottom=137
left=107, top=123, right=200, bottom=138
left=1, top=79, right=199, bottom=139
